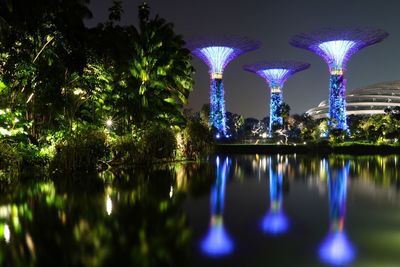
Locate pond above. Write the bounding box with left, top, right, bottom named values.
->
left=0, top=154, right=399, bottom=267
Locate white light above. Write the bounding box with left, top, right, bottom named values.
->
left=200, top=46, right=235, bottom=74
left=106, top=195, right=112, bottom=215
left=106, top=119, right=113, bottom=127
left=4, top=224, right=10, bottom=243
left=261, top=132, right=268, bottom=139
left=169, top=186, right=174, bottom=198
left=318, top=40, right=357, bottom=70
left=303, top=142, right=307, bottom=145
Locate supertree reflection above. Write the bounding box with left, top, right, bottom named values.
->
left=318, top=160, right=356, bottom=265
left=261, top=157, right=289, bottom=235
left=200, top=156, right=234, bottom=256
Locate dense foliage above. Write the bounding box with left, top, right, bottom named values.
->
left=0, top=0, right=213, bottom=176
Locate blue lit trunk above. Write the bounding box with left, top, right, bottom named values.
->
left=210, top=79, right=227, bottom=137
left=269, top=91, right=283, bottom=135
left=329, top=74, right=348, bottom=131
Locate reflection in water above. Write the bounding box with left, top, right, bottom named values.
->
left=200, top=156, right=234, bottom=257
left=261, top=157, right=289, bottom=235
left=106, top=195, right=112, bottom=216
left=319, top=160, right=356, bottom=266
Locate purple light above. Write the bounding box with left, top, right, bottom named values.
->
left=258, top=69, right=291, bottom=88
left=261, top=210, right=289, bottom=235
left=317, top=40, right=356, bottom=72
left=200, top=218, right=234, bottom=257
left=200, top=156, right=234, bottom=257
left=244, top=61, right=309, bottom=135
left=290, top=27, right=388, bottom=131
left=199, top=46, right=235, bottom=75
left=188, top=36, right=261, bottom=76
left=187, top=36, right=260, bottom=138
left=319, top=231, right=356, bottom=266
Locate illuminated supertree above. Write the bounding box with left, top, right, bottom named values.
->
left=187, top=36, right=261, bottom=138
left=261, top=156, right=290, bottom=235
left=290, top=27, right=388, bottom=131
left=200, top=156, right=234, bottom=256
left=244, top=61, right=310, bottom=135
left=318, top=160, right=356, bottom=266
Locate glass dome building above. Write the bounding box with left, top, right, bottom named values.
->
left=307, top=80, right=400, bottom=119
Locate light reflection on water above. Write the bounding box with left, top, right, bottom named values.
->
left=200, top=156, right=234, bottom=257
left=261, top=157, right=289, bottom=235
left=318, top=160, right=355, bottom=266
left=0, top=155, right=399, bottom=266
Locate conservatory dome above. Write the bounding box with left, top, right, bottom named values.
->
left=306, top=80, right=400, bottom=119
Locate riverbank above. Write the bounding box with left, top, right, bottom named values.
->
left=215, top=143, right=400, bottom=155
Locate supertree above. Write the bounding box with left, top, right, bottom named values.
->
left=244, top=61, right=309, bottom=136
left=318, top=159, right=356, bottom=266
left=200, top=156, right=234, bottom=257
left=290, top=27, right=388, bottom=131
left=187, top=36, right=261, bottom=138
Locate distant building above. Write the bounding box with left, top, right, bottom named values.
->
left=307, top=80, right=400, bottom=119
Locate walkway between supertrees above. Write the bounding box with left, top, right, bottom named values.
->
left=290, top=27, right=388, bottom=132
left=200, top=156, right=234, bottom=257
left=244, top=61, right=309, bottom=136
left=318, top=159, right=355, bottom=266
left=261, top=156, right=290, bottom=235
left=187, top=36, right=261, bottom=139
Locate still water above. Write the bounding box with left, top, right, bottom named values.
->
left=0, top=155, right=400, bottom=267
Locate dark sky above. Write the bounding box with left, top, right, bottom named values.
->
left=86, top=0, right=400, bottom=119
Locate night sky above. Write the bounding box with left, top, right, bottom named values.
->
left=86, top=0, right=400, bottom=119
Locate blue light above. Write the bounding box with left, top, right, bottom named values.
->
left=200, top=220, right=234, bottom=257
left=329, top=74, right=348, bottom=131
left=318, top=40, right=356, bottom=72
left=261, top=160, right=289, bottom=235
left=210, top=79, right=227, bottom=137
left=261, top=210, right=289, bottom=235
left=269, top=92, right=283, bottom=134
left=200, top=46, right=235, bottom=75
left=257, top=69, right=291, bottom=135
left=319, top=161, right=355, bottom=265
left=319, top=231, right=356, bottom=266
left=200, top=156, right=234, bottom=257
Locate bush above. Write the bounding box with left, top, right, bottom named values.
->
left=141, top=124, right=176, bottom=161
left=110, top=135, right=140, bottom=165
left=178, top=120, right=214, bottom=159
left=51, top=129, right=108, bottom=173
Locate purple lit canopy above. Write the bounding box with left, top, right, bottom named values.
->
left=243, top=61, right=310, bottom=88
left=289, top=27, right=388, bottom=73
left=187, top=36, right=261, bottom=76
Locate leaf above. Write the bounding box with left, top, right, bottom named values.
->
left=164, top=97, right=176, bottom=104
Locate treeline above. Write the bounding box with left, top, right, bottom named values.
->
left=0, top=0, right=213, bottom=176
left=224, top=105, right=400, bottom=144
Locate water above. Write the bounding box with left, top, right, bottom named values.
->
left=0, top=154, right=399, bottom=267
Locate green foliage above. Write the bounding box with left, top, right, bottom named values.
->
left=111, top=134, right=141, bottom=165
left=177, top=119, right=214, bottom=159
left=51, top=129, right=109, bottom=173
left=141, top=124, right=177, bottom=160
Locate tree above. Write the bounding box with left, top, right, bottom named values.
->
left=127, top=3, right=194, bottom=127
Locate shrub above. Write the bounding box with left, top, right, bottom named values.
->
left=141, top=124, right=176, bottom=161
left=110, top=135, right=140, bottom=165
left=178, top=120, right=214, bottom=159
left=51, top=129, right=108, bottom=173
